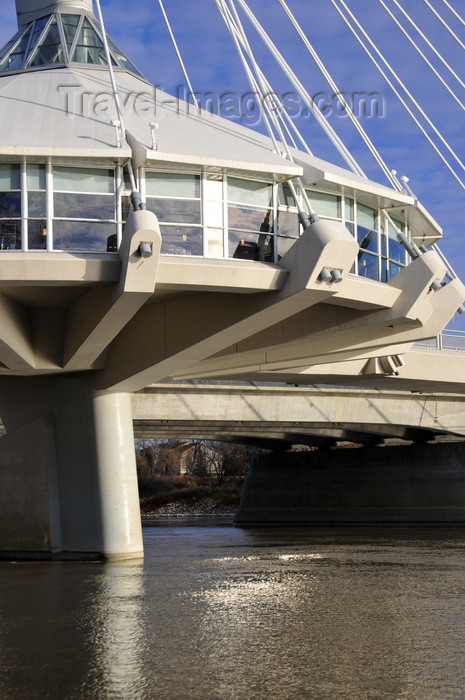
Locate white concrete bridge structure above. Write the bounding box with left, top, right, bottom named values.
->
left=132, top=372, right=465, bottom=450
left=0, top=0, right=465, bottom=558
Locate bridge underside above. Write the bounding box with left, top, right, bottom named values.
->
left=132, top=382, right=465, bottom=449
left=133, top=418, right=454, bottom=449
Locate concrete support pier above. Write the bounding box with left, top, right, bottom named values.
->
left=235, top=443, right=465, bottom=526
left=0, top=374, right=143, bottom=560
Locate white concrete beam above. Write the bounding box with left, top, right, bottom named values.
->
left=0, top=294, right=35, bottom=370
left=63, top=210, right=161, bottom=371
left=97, top=219, right=359, bottom=391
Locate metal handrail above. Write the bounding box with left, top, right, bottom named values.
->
left=414, top=330, right=465, bottom=352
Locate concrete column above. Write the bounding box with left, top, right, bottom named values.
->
left=92, top=391, right=143, bottom=560
left=0, top=374, right=143, bottom=560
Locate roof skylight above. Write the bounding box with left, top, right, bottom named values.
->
left=0, top=12, right=145, bottom=78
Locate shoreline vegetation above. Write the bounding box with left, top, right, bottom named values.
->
left=139, top=474, right=245, bottom=518
left=137, top=439, right=260, bottom=518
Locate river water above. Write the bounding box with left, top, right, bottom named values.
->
left=1, top=521, right=465, bottom=700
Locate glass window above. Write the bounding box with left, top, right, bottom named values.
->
left=382, top=259, right=404, bottom=282
left=61, top=14, right=81, bottom=50
left=386, top=218, right=406, bottom=264
left=54, top=167, right=114, bottom=193
left=357, top=226, right=378, bottom=253
left=278, top=183, right=297, bottom=208
left=106, top=36, right=145, bottom=78
left=357, top=203, right=377, bottom=229
left=146, top=198, right=201, bottom=225
left=228, top=205, right=271, bottom=233
left=145, top=172, right=202, bottom=255
left=0, top=221, right=21, bottom=250
left=277, top=210, right=299, bottom=238
left=53, top=220, right=116, bottom=252
left=228, top=178, right=272, bottom=207
left=30, top=17, right=50, bottom=46
left=0, top=193, right=21, bottom=218
left=307, top=190, right=341, bottom=219
left=160, top=226, right=203, bottom=256
left=345, top=198, right=354, bottom=222
left=29, top=18, right=64, bottom=66
left=54, top=192, right=115, bottom=220
left=357, top=203, right=378, bottom=254
left=358, top=251, right=379, bottom=280
left=0, top=165, right=20, bottom=190
left=0, top=28, right=32, bottom=71
left=28, top=220, right=47, bottom=250
left=145, top=172, right=200, bottom=198
left=0, top=31, right=22, bottom=64
left=229, top=230, right=273, bottom=262
left=345, top=221, right=355, bottom=236
left=28, top=192, right=46, bottom=218
left=71, top=19, right=112, bottom=65
left=27, top=164, right=46, bottom=191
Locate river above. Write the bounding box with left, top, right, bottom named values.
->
left=1, top=521, right=465, bottom=699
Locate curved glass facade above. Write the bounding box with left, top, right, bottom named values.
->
left=0, top=160, right=409, bottom=281
left=0, top=13, right=144, bottom=78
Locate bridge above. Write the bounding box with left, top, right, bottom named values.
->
left=132, top=376, right=465, bottom=450
left=0, top=0, right=465, bottom=559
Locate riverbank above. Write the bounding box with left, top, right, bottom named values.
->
left=139, top=475, right=244, bottom=518
left=141, top=497, right=237, bottom=518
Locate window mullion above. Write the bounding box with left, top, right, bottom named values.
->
left=46, top=159, right=53, bottom=252
left=68, top=15, right=84, bottom=61
left=21, top=159, right=28, bottom=252
left=56, top=14, right=69, bottom=63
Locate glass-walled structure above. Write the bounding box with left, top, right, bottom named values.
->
left=0, top=160, right=410, bottom=282
left=0, top=12, right=144, bottom=77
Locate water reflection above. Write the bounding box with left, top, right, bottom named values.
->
left=0, top=525, right=465, bottom=699
left=79, top=561, right=146, bottom=699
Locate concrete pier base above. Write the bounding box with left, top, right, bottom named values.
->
left=235, top=443, right=465, bottom=526
left=0, top=374, right=143, bottom=560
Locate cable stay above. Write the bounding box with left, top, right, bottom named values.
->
left=217, top=0, right=313, bottom=157
left=378, top=0, right=465, bottom=114
left=215, top=0, right=287, bottom=157
left=441, top=0, right=465, bottom=30
left=157, top=0, right=199, bottom=110
left=217, top=1, right=297, bottom=152
left=330, top=0, right=465, bottom=192
left=94, top=0, right=143, bottom=210
left=388, top=0, right=465, bottom=94
left=229, top=0, right=367, bottom=179
left=276, top=0, right=400, bottom=191
left=216, top=0, right=317, bottom=226
left=422, top=0, right=465, bottom=52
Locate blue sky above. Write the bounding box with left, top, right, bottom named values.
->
left=2, top=0, right=465, bottom=328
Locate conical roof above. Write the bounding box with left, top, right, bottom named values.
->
left=1, top=2, right=144, bottom=77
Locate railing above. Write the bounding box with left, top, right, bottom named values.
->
left=414, top=330, right=465, bottom=353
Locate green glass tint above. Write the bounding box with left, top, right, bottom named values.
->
left=228, top=178, right=272, bottom=208
left=54, top=167, right=114, bottom=194
left=0, top=165, right=20, bottom=190
left=145, top=173, right=200, bottom=199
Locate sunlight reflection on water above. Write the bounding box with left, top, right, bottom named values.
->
left=1, top=522, right=465, bottom=699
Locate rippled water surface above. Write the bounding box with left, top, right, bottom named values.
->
left=1, top=522, right=465, bottom=699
